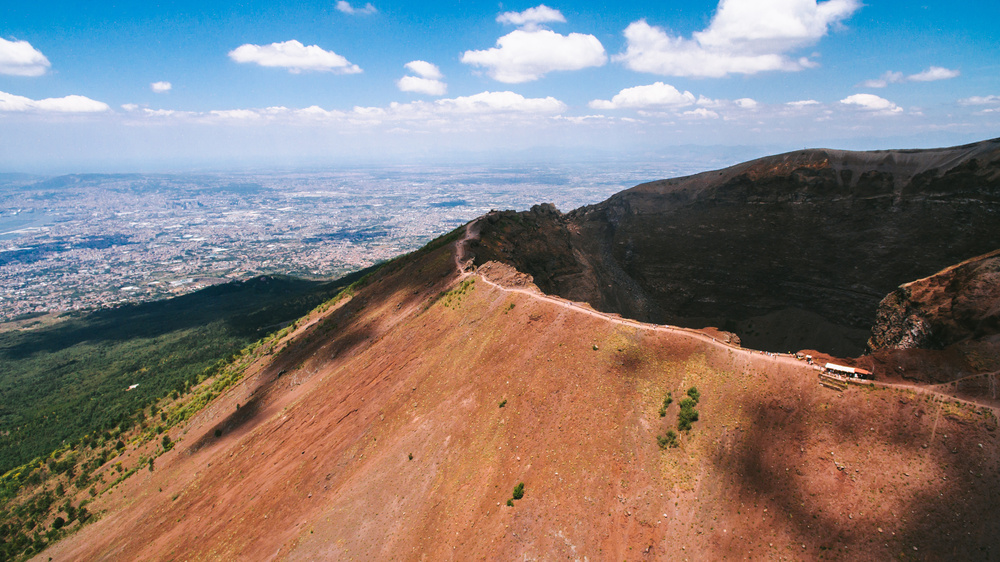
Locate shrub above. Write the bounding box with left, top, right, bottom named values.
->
left=657, top=430, right=679, bottom=449
left=214, top=429, right=222, bottom=438
left=51, top=517, right=65, bottom=530
left=658, top=392, right=673, bottom=417
left=512, top=482, right=524, bottom=500
left=687, top=386, right=700, bottom=403
left=498, top=399, right=507, bottom=408
left=678, top=399, right=699, bottom=432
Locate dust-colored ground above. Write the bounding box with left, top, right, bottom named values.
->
left=35, top=223, right=1000, bottom=561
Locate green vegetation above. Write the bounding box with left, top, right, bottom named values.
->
left=0, top=302, right=326, bottom=561
left=0, top=273, right=363, bottom=475
left=658, top=392, right=673, bottom=417
left=507, top=482, right=525, bottom=506
left=657, top=430, right=679, bottom=449
left=678, top=386, right=701, bottom=432
left=498, top=399, right=507, bottom=408
left=439, top=278, right=475, bottom=308
left=686, top=386, right=701, bottom=403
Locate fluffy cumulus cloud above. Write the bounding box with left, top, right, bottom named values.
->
left=496, top=5, right=566, bottom=27
left=397, top=60, right=447, bottom=95
left=335, top=1, right=376, bottom=15
left=398, top=76, right=446, bottom=96
left=840, top=93, right=902, bottom=114
left=462, top=29, right=606, bottom=83
left=589, top=82, right=696, bottom=110
left=860, top=66, right=959, bottom=88
left=228, top=40, right=362, bottom=74
left=404, top=60, right=442, bottom=80
left=150, top=81, right=172, bottom=93
left=0, top=37, right=51, bottom=77
left=0, top=90, right=110, bottom=113
left=616, top=0, right=860, bottom=78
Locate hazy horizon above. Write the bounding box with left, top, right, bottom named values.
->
left=2, top=0, right=998, bottom=174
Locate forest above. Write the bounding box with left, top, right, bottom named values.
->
left=0, top=271, right=368, bottom=475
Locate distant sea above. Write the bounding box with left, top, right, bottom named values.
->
left=0, top=210, right=56, bottom=241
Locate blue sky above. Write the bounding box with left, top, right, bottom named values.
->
left=1, top=0, right=998, bottom=172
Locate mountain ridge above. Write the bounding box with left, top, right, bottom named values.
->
left=473, top=137, right=1000, bottom=356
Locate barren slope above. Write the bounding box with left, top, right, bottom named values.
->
left=36, top=224, right=1000, bottom=561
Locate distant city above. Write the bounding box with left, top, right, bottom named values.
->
left=0, top=160, right=723, bottom=323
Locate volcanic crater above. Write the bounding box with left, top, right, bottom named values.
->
left=471, top=138, right=1000, bottom=356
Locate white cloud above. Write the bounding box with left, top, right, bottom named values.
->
left=228, top=40, right=362, bottom=74
left=840, top=93, right=902, bottom=114
left=398, top=76, right=447, bottom=96
left=907, top=66, right=959, bottom=82
left=145, top=108, right=189, bottom=118
left=496, top=5, right=566, bottom=27
left=552, top=114, right=614, bottom=124
left=431, top=91, right=566, bottom=115
left=589, top=82, right=696, bottom=110
left=0, top=90, right=110, bottom=113
left=462, top=29, right=606, bottom=83
left=123, top=91, right=566, bottom=126
left=683, top=107, right=720, bottom=119
left=335, top=1, right=376, bottom=15
left=733, top=97, right=758, bottom=109
left=0, top=37, right=51, bottom=77
left=151, top=81, right=172, bottom=93
left=959, top=95, right=1000, bottom=106
left=404, top=60, right=442, bottom=80
left=859, top=71, right=904, bottom=88
left=786, top=99, right=820, bottom=106
left=860, top=66, right=959, bottom=87
left=615, top=0, right=860, bottom=78
left=209, top=109, right=262, bottom=120
left=398, top=61, right=446, bottom=96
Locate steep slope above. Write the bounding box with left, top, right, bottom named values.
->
left=869, top=249, right=1000, bottom=351
left=35, top=222, right=1000, bottom=561
left=863, top=249, right=1000, bottom=396
left=473, top=138, right=1000, bottom=356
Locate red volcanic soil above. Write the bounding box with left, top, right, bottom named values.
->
left=36, top=225, right=1000, bottom=561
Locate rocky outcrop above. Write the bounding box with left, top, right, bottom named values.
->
left=868, top=249, right=1000, bottom=351
left=475, top=138, right=1000, bottom=355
